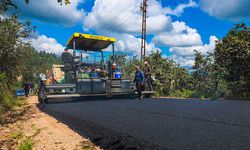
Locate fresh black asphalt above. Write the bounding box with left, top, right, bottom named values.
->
left=41, top=98, right=250, bottom=150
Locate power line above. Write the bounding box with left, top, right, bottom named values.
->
left=103, top=5, right=141, bottom=36
left=94, top=1, right=138, bottom=35
left=102, top=3, right=140, bottom=35
left=86, top=1, right=120, bottom=34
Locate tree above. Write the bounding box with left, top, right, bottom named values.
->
left=144, top=51, right=193, bottom=96
left=0, top=16, right=32, bottom=83
left=192, top=50, right=220, bottom=98
left=0, top=0, right=65, bottom=117
left=25, top=0, right=71, bottom=5
left=0, top=0, right=17, bottom=13
left=0, top=0, right=71, bottom=13
left=214, top=23, right=250, bottom=99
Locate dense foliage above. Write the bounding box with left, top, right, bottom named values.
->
left=0, top=14, right=60, bottom=116
left=214, top=24, right=250, bottom=99
left=0, top=0, right=68, bottom=118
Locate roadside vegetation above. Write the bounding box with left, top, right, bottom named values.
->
left=18, top=138, right=33, bottom=150
left=0, top=2, right=60, bottom=122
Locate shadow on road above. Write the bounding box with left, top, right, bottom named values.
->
left=38, top=97, right=163, bottom=150
left=45, top=95, right=135, bottom=104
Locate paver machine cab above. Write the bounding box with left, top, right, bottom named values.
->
left=38, top=33, right=132, bottom=103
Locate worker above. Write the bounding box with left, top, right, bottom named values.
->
left=61, top=48, right=72, bottom=63
left=99, top=67, right=108, bottom=79
left=23, top=81, right=31, bottom=97
left=143, top=60, right=153, bottom=91
left=91, top=65, right=99, bottom=78
left=133, top=65, right=145, bottom=100
left=28, top=81, right=33, bottom=96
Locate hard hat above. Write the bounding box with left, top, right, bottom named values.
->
left=112, top=63, right=117, bottom=69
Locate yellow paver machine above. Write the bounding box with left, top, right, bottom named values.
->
left=38, top=33, right=154, bottom=103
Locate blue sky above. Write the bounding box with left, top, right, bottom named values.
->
left=6, top=0, right=250, bottom=67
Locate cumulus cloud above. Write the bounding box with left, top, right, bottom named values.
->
left=169, top=55, right=195, bottom=67
left=104, top=33, right=159, bottom=57
left=81, top=0, right=198, bottom=62
left=81, top=0, right=204, bottom=68
left=83, top=0, right=141, bottom=34
left=168, top=35, right=218, bottom=67
left=170, top=35, right=218, bottom=56
left=29, top=35, right=65, bottom=55
left=10, top=0, right=84, bottom=26
left=152, top=21, right=203, bottom=47
left=200, top=0, right=250, bottom=21
left=165, top=0, right=198, bottom=16
left=83, top=0, right=197, bottom=35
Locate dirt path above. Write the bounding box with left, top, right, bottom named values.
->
left=0, top=96, right=100, bottom=150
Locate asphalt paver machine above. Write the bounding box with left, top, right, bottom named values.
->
left=38, top=33, right=133, bottom=103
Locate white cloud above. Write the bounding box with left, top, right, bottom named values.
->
left=81, top=0, right=203, bottom=67
left=83, top=0, right=196, bottom=35
left=29, top=35, right=65, bottom=55
left=168, top=35, right=218, bottom=67
left=83, top=0, right=142, bottom=34
left=152, top=21, right=203, bottom=47
left=169, top=55, right=195, bottom=67
left=165, top=0, right=198, bottom=16
left=147, top=15, right=172, bottom=34
left=10, top=0, right=84, bottom=26
left=105, top=33, right=159, bottom=57
left=145, top=0, right=197, bottom=17
left=169, top=35, right=218, bottom=56
left=200, top=0, right=250, bottom=21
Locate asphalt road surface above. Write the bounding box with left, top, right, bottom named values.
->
left=41, top=98, right=250, bottom=150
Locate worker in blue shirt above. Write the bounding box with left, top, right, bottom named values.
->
left=134, top=65, right=145, bottom=99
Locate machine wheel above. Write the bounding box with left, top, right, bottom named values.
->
left=38, top=90, right=48, bottom=104
left=128, top=93, right=135, bottom=99
left=143, top=92, right=155, bottom=98
left=144, top=93, right=152, bottom=98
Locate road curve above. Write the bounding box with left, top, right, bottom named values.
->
left=41, top=98, right=250, bottom=150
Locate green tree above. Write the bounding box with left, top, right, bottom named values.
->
left=0, top=0, right=17, bottom=13
left=192, top=51, right=219, bottom=98
left=214, top=23, right=250, bottom=99
left=145, top=51, right=192, bottom=96
left=0, top=16, right=33, bottom=83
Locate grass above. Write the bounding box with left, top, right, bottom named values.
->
left=10, top=130, right=23, bottom=139
left=0, top=73, right=27, bottom=124
left=82, top=145, right=95, bottom=150
left=18, top=138, right=34, bottom=150
left=170, top=89, right=195, bottom=98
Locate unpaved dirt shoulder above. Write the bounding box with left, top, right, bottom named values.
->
left=0, top=96, right=100, bottom=150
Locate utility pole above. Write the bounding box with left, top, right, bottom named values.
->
left=140, top=0, right=147, bottom=61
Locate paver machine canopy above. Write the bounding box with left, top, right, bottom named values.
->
left=67, top=33, right=116, bottom=51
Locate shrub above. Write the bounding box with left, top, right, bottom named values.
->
left=0, top=73, right=17, bottom=119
